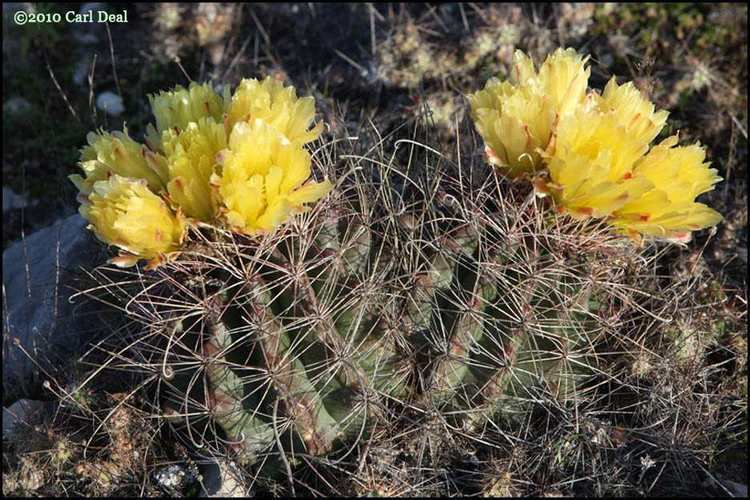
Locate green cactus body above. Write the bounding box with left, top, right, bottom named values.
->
left=183, top=205, right=602, bottom=469
left=100, top=132, right=630, bottom=482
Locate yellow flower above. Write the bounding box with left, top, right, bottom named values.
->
left=544, top=102, right=653, bottom=218
left=224, top=76, right=323, bottom=145
left=469, top=48, right=590, bottom=176
left=145, top=82, right=225, bottom=151
left=80, top=175, right=186, bottom=268
left=610, top=136, right=722, bottom=239
left=470, top=46, right=722, bottom=240
left=214, top=119, right=332, bottom=234
left=469, top=80, right=556, bottom=176
left=596, top=78, right=669, bottom=151
left=533, top=48, right=590, bottom=119
left=70, top=129, right=168, bottom=196
left=161, top=118, right=227, bottom=221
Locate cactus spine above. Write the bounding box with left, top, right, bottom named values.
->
left=102, top=125, right=631, bottom=480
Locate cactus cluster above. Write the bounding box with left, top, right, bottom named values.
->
left=75, top=47, right=725, bottom=491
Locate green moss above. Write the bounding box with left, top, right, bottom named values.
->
left=592, top=3, right=746, bottom=58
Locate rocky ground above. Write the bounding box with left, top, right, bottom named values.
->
left=2, top=3, right=747, bottom=497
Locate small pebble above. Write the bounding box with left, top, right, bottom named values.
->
left=96, top=91, right=124, bottom=116
left=154, top=464, right=199, bottom=495
left=3, top=97, right=32, bottom=116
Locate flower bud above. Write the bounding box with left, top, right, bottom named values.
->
left=80, top=175, right=186, bottom=267
left=225, top=76, right=323, bottom=145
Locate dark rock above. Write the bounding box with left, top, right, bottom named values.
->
left=2, top=186, right=29, bottom=213
left=2, top=215, right=110, bottom=406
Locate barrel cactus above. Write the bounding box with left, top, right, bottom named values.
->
left=95, top=139, right=625, bottom=477
left=75, top=48, right=722, bottom=491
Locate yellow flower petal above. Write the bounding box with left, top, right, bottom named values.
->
left=73, top=128, right=168, bottom=195
left=545, top=103, right=652, bottom=217
left=161, top=118, right=227, bottom=220
left=80, top=175, right=186, bottom=265
left=146, top=82, right=224, bottom=151
left=225, top=76, right=322, bottom=145
left=630, top=136, right=722, bottom=204
left=610, top=137, right=723, bottom=238
left=286, top=180, right=334, bottom=206
left=469, top=48, right=590, bottom=176
left=216, top=120, right=330, bottom=234
left=536, top=47, right=590, bottom=119
left=255, top=198, right=294, bottom=231
left=597, top=78, right=669, bottom=150
left=469, top=80, right=556, bottom=176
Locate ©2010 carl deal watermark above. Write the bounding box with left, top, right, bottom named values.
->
left=13, top=6, right=129, bottom=26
